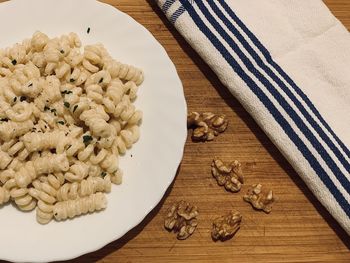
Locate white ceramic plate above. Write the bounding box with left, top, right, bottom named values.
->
left=0, top=0, right=187, bottom=262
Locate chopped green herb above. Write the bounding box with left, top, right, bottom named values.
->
left=57, top=121, right=65, bottom=125
left=44, top=106, right=50, bottom=111
left=20, top=96, right=27, bottom=102
left=50, top=109, right=57, bottom=116
left=11, top=59, right=17, bottom=65
left=0, top=118, right=9, bottom=122
left=64, top=102, right=70, bottom=108
left=101, top=172, right=107, bottom=178
left=87, top=27, right=91, bottom=34
left=61, top=90, right=73, bottom=95
left=13, top=97, right=17, bottom=102
left=83, top=135, right=93, bottom=146
left=73, top=105, right=78, bottom=113
left=99, top=78, right=103, bottom=83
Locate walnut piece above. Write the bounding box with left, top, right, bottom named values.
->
left=187, top=112, right=228, bottom=142
left=243, top=184, right=274, bottom=213
left=164, top=200, right=198, bottom=240
left=212, top=210, right=242, bottom=241
left=211, top=158, right=244, bottom=192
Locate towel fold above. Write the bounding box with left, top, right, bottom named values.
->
left=157, top=0, right=350, bottom=235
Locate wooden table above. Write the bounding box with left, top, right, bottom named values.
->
left=71, top=1, right=348, bottom=262
left=1, top=0, right=349, bottom=262
left=71, top=1, right=350, bottom=262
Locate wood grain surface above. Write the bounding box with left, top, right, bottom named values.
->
left=1, top=0, right=350, bottom=262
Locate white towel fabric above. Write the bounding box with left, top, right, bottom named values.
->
left=157, top=0, right=350, bottom=235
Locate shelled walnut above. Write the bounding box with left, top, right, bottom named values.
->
left=164, top=200, right=198, bottom=240
left=243, top=184, right=274, bottom=213
left=187, top=112, right=228, bottom=142
left=211, top=158, right=244, bottom=192
left=212, top=210, right=242, bottom=241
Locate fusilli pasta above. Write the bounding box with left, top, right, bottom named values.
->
left=0, top=31, right=143, bottom=224
left=53, top=192, right=107, bottom=221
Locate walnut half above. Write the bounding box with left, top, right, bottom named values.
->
left=187, top=112, right=228, bottom=142
left=164, top=200, right=198, bottom=240
left=243, top=184, right=274, bottom=213
left=211, top=158, right=244, bottom=192
left=212, top=210, right=242, bottom=241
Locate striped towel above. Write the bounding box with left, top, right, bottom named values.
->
left=157, top=0, right=350, bottom=235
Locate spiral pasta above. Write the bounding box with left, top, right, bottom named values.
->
left=0, top=31, right=143, bottom=224
left=3, top=178, right=36, bottom=211
left=0, top=119, right=33, bottom=141
left=57, top=175, right=111, bottom=201
left=21, top=130, right=68, bottom=153
left=53, top=192, right=107, bottom=221
left=29, top=186, right=56, bottom=224
left=112, top=125, right=140, bottom=155
left=0, top=150, right=12, bottom=170
left=0, top=186, right=10, bottom=205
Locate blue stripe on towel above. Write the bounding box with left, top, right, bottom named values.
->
left=170, top=6, right=185, bottom=24
left=195, top=0, right=350, bottom=195
left=162, top=0, right=176, bottom=14
left=217, top=0, right=350, bottom=160
left=207, top=0, right=350, bottom=175
left=178, top=0, right=350, bottom=217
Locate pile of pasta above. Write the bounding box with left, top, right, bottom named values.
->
left=0, top=32, right=143, bottom=224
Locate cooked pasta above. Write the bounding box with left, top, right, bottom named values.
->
left=53, top=192, right=107, bottom=221
left=0, top=32, right=143, bottom=223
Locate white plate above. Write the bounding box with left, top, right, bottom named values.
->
left=0, top=0, right=187, bottom=262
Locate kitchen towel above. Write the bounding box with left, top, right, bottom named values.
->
left=156, top=0, right=350, bottom=235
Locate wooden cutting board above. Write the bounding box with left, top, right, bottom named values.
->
left=78, top=1, right=348, bottom=262
left=1, top=0, right=349, bottom=262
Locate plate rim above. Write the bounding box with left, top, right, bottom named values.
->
left=0, top=0, right=187, bottom=262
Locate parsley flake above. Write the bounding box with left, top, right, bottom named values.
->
left=61, top=90, right=73, bottom=95
left=73, top=105, right=78, bottom=113
left=83, top=135, right=93, bottom=146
